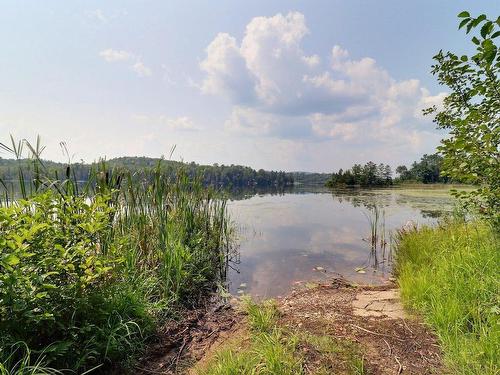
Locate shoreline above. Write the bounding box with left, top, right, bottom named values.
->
left=139, top=278, right=443, bottom=374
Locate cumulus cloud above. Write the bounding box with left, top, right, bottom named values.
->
left=99, top=49, right=152, bottom=77
left=199, top=11, right=446, bottom=156
left=225, top=107, right=276, bottom=136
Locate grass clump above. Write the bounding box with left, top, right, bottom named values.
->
left=196, top=299, right=365, bottom=375
left=395, top=221, right=499, bottom=374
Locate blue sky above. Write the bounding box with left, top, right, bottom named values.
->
left=1, top=1, right=498, bottom=171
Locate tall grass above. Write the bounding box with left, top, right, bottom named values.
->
left=395, top=221, right=499, bottom=374
left=0, top=137, right=233, bottom=372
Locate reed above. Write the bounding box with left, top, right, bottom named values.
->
left=0, top=137, right=234, bottom=372
left=363, top=205, right=391, bottom=269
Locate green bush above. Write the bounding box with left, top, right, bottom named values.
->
left=0, top=191, right=145, bottom=370
left=0, top=192, right=116, bottom=335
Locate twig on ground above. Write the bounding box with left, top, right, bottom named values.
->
left=383, top=338, right=392, bottom=355
left=350, top=324, right=404, bottom=342
left=395, top=355, right=403, bottom=374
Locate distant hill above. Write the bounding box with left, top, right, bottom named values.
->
left=0, top=156, right=297, bottom=189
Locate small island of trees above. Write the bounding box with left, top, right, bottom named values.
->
left=326, top=153, right=451, bottom=187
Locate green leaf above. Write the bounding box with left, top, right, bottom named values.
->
left=491, top=31, right=500, bottom=39
left=459, top=18, right=470, bottom=30
left=458, top=11, right=470, bottom=18
left=475, top=14, right=487, bottom=25
left=481, top=21, right=493, bottom=38
left=4, top=254, right=20, bottom=266
left=472, top=36, right=480, bottom=45
left=482, top=39, right=497, bottom=65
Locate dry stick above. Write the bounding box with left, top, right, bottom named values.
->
left=165, top=337, right=189, bottom=372
left=383, top=338, right=393, bottom=355
left=175, top=337, right=188, bottom=369
left=350, top=324, right=404, bottom=342
left=395, top=355, right=403, bottom=374
left=383, top=338, right=404, bottom=374
left=401, top=318, right=414, bottom=335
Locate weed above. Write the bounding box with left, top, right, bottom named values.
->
left=395, top=221, right=499, bottom=374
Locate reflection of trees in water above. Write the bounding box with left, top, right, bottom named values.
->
left=228, top=185, right=452, bottom=218
left=329, top=188, right=392, bottom=210
left=331, top=188, right=452, bottom=218
left=226, top=186, right=452, bottom=286
left=226, top=185, right=330, bottom=201
left=329, top=188, right=451, bottom=273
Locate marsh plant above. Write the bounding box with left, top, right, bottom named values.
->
left=363, top=205, right=392, bottom=270
left=0, top=137, right=234, bottom=373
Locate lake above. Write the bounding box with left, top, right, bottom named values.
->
left=226, top=186, right=459, bottom=298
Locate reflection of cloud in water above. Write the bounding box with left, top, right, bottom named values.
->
left=228, top=247, right=378, bottom=298
left=227, top=188, right=453, bottom=297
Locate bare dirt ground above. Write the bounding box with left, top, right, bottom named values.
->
left=280, top=280, right=443, bottom=374
left=136, top=279, right=443, bottom=374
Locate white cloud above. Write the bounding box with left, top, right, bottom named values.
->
left=225, top=107, right=276, bottom=136
left=199, top=11, right=446, bottom=160
left=200, top=33, right=256, bottom=103
left=415, top=89, right=447, bottom=118
left=85, top=9, right=108, bottom=25
left=99, top=49, right=152, bottom=77
left=131, top=114, right=200, bottom=131
left=161, top=116, right=199, bottom=131
left=132, top=61, right=152, bottom=77
left=99, top=49, right=132, bottom=62
left=309, top=113, right=360, bottom=141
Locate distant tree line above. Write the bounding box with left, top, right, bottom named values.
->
left=0, top=156, right=294, bottom=189
left=325, top=154, right=454, bottom=188
left=326, top=162, right=393, bottom=187
left=395, top=154, right=449, bottom=184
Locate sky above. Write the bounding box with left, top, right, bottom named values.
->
left=1, top=1, right=498, bottom=172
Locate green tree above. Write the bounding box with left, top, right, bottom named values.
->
left=425, top=12, right=500, bottom=223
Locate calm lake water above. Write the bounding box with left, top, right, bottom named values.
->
left=226, top=186, right=457, bottom=298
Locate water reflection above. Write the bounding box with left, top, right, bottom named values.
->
left=226, top=186, right=454, bottom=298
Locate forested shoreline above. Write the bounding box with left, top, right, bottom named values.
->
left=325, top=153, right=454, bottom=187
left=0, top=152, right=458, bottom=193
left=0, top=156, right=295, bottom=189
